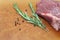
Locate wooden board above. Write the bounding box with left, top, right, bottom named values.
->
left=0, top=0, right=60, bottom=40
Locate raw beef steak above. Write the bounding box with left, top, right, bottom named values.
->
left=36, top=0, right=60, bottom=31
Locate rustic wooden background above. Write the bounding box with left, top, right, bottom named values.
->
left=0, top=0, right=60, bottom=40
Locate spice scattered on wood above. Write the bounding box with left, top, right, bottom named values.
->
left=15, top=18, right=21, bottom=26
left=17, top=17, right=19, bottom=21
left=15, top=21, right=21, bottom=26
left=25, top=9, right=27, bottom=12
left=15, top=21, right=17, bottom=26
left=19, top=28, right=21, bottom=31
left=22, top=20, right=24, bottom=22
left=18, top=22, right=21, bottom=25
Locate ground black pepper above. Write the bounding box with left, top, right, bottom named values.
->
left=25, top=9, right=27, bottom=12
left=22, top=20, right=24, bottom=22
left=17, top=18, right=19, bottom=21
left=15, top=18, right=21, bottom=26
left=15, top=21, right=17, bottom=26
left=19, top=28, right=21, bottom=31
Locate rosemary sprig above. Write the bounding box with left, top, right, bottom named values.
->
left=29, top=3, right=46, bottom=28
left=13, top=3, right=48, bottom=31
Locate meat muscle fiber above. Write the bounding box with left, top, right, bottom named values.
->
left=36, top=0, right=60, bottom=31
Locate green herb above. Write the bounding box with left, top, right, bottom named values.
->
left=13, top=3, right=48, bottom=31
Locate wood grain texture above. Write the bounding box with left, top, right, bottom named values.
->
left=0, top=0, right=60, bottom=40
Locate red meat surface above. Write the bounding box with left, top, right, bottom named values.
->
left=36, top=0, right=60, bottom=31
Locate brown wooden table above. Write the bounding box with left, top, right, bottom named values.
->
left=0, top=0, right=60, bottom=40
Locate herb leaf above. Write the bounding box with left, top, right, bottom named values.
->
left=13, top=3, right=48, bottom=31
left=29, top=3, right=46, bottom=29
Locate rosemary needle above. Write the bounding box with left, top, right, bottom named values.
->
left=13, top=3, right=48, bottom=31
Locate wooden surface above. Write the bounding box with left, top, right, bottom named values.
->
left=0, top=0, right=60, bottom=40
